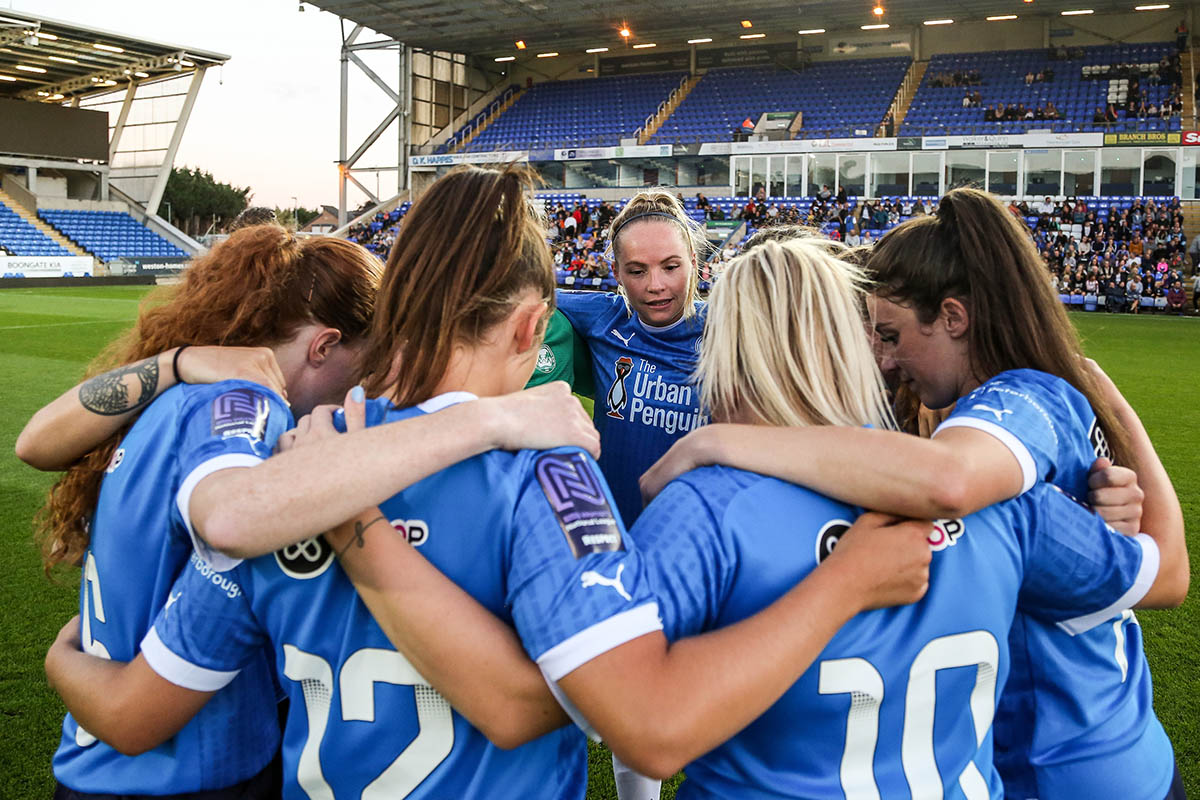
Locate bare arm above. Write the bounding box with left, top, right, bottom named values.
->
left=44, top=617, right=213, bottom=756
left=193, top=382, right=599, bottom=560
left=558, top=514, right=933, bottom=779
left=328, top=511, right=568, bottom=749
left=1085, top=361, right=1188, bottom=607
left=16, top=346, right=287, bottom=471
left=641, top=423, right=1022, bottom=520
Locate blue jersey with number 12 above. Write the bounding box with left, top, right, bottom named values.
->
left=629, top=466, right=1157, bottom=800
left=938, top=369, right=1174, bottom=800
left=53, top=381, right=287, bottom=795
left=147, top=392, right=663, bottom=799
left=556, top=290, right=706, bottom=526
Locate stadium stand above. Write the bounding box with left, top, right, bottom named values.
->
left=437, top=85, right=521, bottom=154
left=901, top=42, right=1182, bottom=136
left=0, top=200, right=74, bottom=258
left=39, top=209, right=189, bottom=263
left=345, top=202, right=412, bottom=258
left=649, top=58, right=911, bottom=144
left=463, top=72, right=688, bottom=152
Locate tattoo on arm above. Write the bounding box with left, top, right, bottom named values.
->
left=336, top=515, right=389, bottom=558
left=78, top=357, right=160, bottom=416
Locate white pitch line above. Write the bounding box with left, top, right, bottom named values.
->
left=0, top=319, right=131, bottom=331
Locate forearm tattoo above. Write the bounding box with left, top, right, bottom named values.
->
left=78, top=356, right=160, bottom=416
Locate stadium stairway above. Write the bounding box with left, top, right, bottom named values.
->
left=1183, top=49, right=1195, bottom=126
left=449, top=88, right=525, bottom=153
left=0, top=188, right=88, bottom=257
left=890, top=60, right=929, bottom=130
left=638, top=75, right=702, bottom=144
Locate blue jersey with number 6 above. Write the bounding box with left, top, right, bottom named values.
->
left=938, top=369, right=1175, bottom=800
left=53, top=381, right=287, bottom=795
left=628, top=466, right=1157, bottom=800
left=147, top=392, right=662, bottom=799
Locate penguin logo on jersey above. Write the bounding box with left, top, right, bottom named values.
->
left=606, top=356, right=634, bottom=419
left=815, top=519, right=853, bottom=563
left=275, top=535, right=335, bottom=580
left=535, top=344, right=556, bottom=374
left=105, top=448, right=125, bottom=474
left=1088, top=419, right=1112, bottom=461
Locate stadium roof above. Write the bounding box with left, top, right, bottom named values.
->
left=0, top=9, right=229, bottom=104
left=309, top=0, right=1166, bottom=58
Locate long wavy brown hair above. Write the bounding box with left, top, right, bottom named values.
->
left=358, top=164, right=554, bottom=407
left=37, top=225, right=381, bottom=572
left=866, top=187, right=1132, bottom=466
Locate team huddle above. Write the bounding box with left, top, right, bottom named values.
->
left=17, top=165, right=1188, bottom=800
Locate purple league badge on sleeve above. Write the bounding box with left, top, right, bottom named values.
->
left=536, top=452, right=624, bottom=559
left=211, top=388, right=270, bottom=441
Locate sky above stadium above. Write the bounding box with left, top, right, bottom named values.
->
left=8, top=0, right=394, bottom=210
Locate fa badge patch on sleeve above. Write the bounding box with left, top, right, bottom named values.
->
left=536, top=452, right=624, bottom=559
left=211, top=388, right=271, bottom=441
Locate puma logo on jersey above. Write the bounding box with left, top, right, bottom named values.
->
left=971, top=404, right=1013, bottom=423
left=610, top=329, right=635, bottom=346
left=164, top=591, right=181, bottom=614
left=581, top=564, right=632, bottom=601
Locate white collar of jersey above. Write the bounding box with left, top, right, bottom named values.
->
left=417, top=391, right=478, bottom=414
left=634, top=310, right=689, bottom=333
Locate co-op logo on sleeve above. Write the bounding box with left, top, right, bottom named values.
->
left=604, top=356, right=704, bottom=436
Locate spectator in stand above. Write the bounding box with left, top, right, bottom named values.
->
left=1167, top=281, right=1186, bottom=314
left=1126, top=271, right=1144, bottom=313
left=1106, top=274, right=1128, bottom=313
left=597, top=201, right=616, bottom=231
left=695, top=193, right=711, bottom=218
left=1093, top=106, right=1107, bottom=124
left=1105, top=103, right=1120, bottom=124
left=817, top=184, right=832, bottom=202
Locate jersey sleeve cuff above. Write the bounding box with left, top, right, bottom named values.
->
left=141, top=627, right=240, bottom=692
left=1056, top=533, right=1160, bottom=636
left=536, top=602, right=663, bottom=682
left=934, top=416, right=1038, bottom=494
left=175, top=453, right=262, bottom=572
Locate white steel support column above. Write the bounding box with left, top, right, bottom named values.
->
left=338, top=22, right=410, bottom=226
left=145, top=67, right=204, bottom=217
left=108, top=81, right=138, bottom=164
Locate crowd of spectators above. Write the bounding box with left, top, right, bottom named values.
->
left=345, top=206, right=407, bottom=257
left=1029, top=196, right=1191, bottom=313
left=987, top=101, right=1060, bottom=121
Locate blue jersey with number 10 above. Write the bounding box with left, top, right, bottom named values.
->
left=556, top=290, right=707, bottom=526
left=629, top=466, right=1156, bottom=800
left=147, top=392, right=663, bottom=799
left=938, top=369, right=1174, bottom=800
left=53, top=381, right=287, bottom=795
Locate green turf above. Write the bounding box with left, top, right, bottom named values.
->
left=1, top=287, right=1196, bottom=798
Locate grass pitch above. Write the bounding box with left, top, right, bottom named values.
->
left=1, top=286, right=1197, bottom=799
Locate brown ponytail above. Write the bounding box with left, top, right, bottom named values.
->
left=865, top=187, right=1132, bottom=466
left=358, top=164, right=554, bottom=407
left=37, top=225, right=381, bottom=572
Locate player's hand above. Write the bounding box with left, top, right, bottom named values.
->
left=175, top=346, right=288, bottom=403
left=640, top=426, right=720, bottom=503
left=275, top=391, right=354, bottom=454
left=1088, top=457, right=1143, bottom=535
left=485, top=382, right=600, bottom=458
left=52, top=615, right=82, bottom=651
left=824, top=512, right=933, bottom=611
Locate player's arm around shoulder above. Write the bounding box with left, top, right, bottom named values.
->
left=551, top=479, right=933, bottom=779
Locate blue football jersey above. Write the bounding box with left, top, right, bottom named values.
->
left=53, top=380, right=288, bottom=795
left=556, top=290, right=707, bottom=526
left=147, top=392, right=662, bottom=799
left=625, top=467, right=1157, bottom=800
left=937, top=369, right=1175, bottom=799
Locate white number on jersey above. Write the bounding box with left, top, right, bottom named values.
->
left=76, top=552, right=113, bottom=747
left=819, top=630, right=1000, bottom=800
left=283, top=645, right=454, bottom=798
